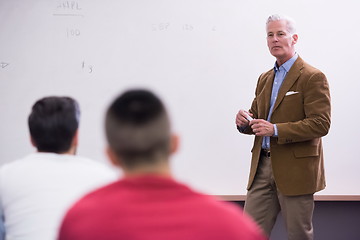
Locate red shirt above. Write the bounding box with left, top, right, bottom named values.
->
left=58, top=175, right=265, bottom=240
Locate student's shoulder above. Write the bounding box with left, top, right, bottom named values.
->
left=68, top=180, right=120, bottom=212
left=0, top=154, right=32, bottom=173
left=201, top=195, right=242, bottom=214
left=72, top=156, right=116, bottom=171
left=186, top=191, right=242, bottom=218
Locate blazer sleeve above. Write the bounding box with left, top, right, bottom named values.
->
left=238, top=73, right=265, bottom=135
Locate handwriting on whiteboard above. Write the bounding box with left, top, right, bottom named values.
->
left=82, top=61, right=93, bottom=73
left=0, top=62, right=9, bottom=69
left=57, top=1, right=82, bottom=10
left=53, top=2, right=83, bottom=38
left=152, top=23, right=170, bottom=31
left=53, top=1, right=83, bottom=17
left=67, top=28, right=81, bottom=38
left=152, top=23, right=217, bottom=32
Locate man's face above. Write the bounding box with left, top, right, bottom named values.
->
left=266, top=20, right=298, bottom=65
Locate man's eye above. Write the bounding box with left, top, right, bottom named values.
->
left=278, top=32, right=285, bottom=36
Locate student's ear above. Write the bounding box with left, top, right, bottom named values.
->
left=170, top=134, right=180, bottom=155
left=66, top=130, right=79, bottom=155
left=72, top=130, right=79, bottom=148
left=106, top=147, right=123, bottom=168
left=30, top=137, right=37, bottom=148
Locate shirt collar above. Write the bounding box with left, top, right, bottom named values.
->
left=274, top=53, right=298, bottom=72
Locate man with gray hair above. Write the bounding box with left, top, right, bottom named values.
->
left=235, top=14, right=331, bottom=239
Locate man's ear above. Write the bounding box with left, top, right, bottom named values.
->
left=106, top=146, right=122, bottom=168
left=292, top=33, right=298, bottom=45
left=170, top=134, right=179, bottom=155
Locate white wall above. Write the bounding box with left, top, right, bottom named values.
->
left=0, top=0, right=359, bottom=195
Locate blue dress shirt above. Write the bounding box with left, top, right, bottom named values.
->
left=262, top=54, right=298, bottom=149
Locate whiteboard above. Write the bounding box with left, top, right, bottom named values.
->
left=1, top=0, right=359, bottom=196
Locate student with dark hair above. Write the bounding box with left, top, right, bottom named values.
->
left=28, top=96, right=80, bottom=153
left=0, top=96, right=117, bottom=240
left=58, top=89, right=265, bottom=240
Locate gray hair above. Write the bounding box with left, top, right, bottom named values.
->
left=266, top=14, right=297, bottom=34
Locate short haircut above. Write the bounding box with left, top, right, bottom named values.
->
left=105, top=89, right=171, bottom=169
left=28, top=96, right=80, bottom=153
left=266, top=14, right=297, bottom=35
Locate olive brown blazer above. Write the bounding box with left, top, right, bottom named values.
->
left=241, top=56, right=331, bottom=196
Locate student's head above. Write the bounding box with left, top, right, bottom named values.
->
left=105, top=89, right=177, bottom=173
left=28, top=96, right=80, bottom=154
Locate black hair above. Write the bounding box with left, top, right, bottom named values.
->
left=28, top=96, right=80, bottom=153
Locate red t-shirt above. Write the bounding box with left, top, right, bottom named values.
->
left=58, top=175, right=265, bottom=240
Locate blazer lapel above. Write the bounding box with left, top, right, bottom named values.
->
left=263, top=71, right=275, bottom=119
left=272, top=57, right=304, bottom=114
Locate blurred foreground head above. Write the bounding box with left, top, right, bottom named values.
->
left=105, top=89, right=177, bottom=173
left=28, top=96, right=80, bottom=154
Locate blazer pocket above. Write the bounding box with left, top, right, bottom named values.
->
left=293, top=146, right=319, bottom=158
left=283, top=92, right=302, bottom=102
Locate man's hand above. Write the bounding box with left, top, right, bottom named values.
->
left=250, top=119, right=275, bottom=136
left=236, top=110, right=253, bottom=127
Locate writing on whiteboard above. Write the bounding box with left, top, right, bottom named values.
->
left=0, top=62, right=9, bottom=69
left=53, top=1, right=83, bottom=17
left=152, top=23, right=217, bottom=32
left=152, top=23, right=170, bottom=31
left=57, top=1, right=82, bottom=11
left=67, top=28, right=81, bottom=38
left=82, top=61, right=93, bottom=73
left=53, top=2, right=84, bottom=37
left=182, top=24, right=194, bottom=31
